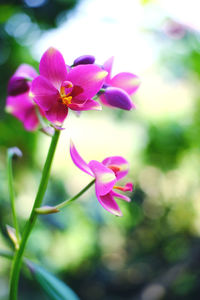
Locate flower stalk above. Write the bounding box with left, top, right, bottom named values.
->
left=55, top=179, right=95, bottom=210
left=9, top=129, right=60, bottom=300
left=35, top=179, right=95, bottom=214
left=7, top=148, right=22, bottom=243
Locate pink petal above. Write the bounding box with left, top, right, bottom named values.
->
left=88, top=160, right=116, bottom=196
left=39, top=47, right=68, bottom=90
left=14, top=64, right=38, bottom=80
left=96, top=191, right=122, bottom=216
left=99, top=94, right=113, bottom=108
left=6, top=93, right=39, bottom=131
left=31, top=76, right=59, bottom=110
left=45, top=101, right=68, bottom=125
left=68, top=99, right=102, bottom=111
left=24, top=108, right=39, bottom=131
left=6, top=93, right=34, bottom=121
left=110, top=190, right=131, bottom=202
left=70, top=141, right=94, bottom=176
left=102, top=156, right=129, bottom=180
left=110, top=73, right=140, bottom=95
left=70, top=86, right=85, bottom=103
left=103, top=57, right=114, bottom=83
left=66, top=65, right=107, bottom=101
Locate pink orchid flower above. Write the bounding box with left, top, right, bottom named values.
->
left=31, top=48, right=108, bottom=126
left=99, top=57, right=140, bottom=110
left=6, top=64, right=42, bottom=131
left=70, top=141, right=133, bottom=216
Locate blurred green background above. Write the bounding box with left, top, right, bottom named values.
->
left=1, top=0, right=200, bottom=299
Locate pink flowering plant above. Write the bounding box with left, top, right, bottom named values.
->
left=2, top=47, right=140, bottom=300
left=69, top=141, right=133, bottom=217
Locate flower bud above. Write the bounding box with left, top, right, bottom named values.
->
left=6, top=225, right=20, bottom=250
left=103, top=87, right=136, bottom=110
left=73, top=55, right=95, bottom=66
left=8, top=76, right=30, bottom=96
left=35, top=206, right=60, bottom=214
left=8, top=147, right=23, bottom=159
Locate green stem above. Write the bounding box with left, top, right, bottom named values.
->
left=55, top=179, right=95, bottom=210
left=7, top=150, right=20, bottom=242
left=9, top=129, right=60, bottom=300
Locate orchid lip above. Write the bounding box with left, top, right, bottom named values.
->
left=59, top=81, right=74, bottom=106
left=108, top=164, right=121, bottom=173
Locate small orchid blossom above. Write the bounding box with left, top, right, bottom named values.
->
left=99, top=57, right=140, bottom=110
left=6, top=64, right=42, bottom=131
left=31, top=48, right=108, bottom=126
left=70, top=141, right=133, bottom=216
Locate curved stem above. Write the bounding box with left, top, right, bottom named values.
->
left=55, top=179, right=95, bottom=210
left=9, top=129, right=60, bottom=300
left=7, top=150, right=21, bottom=242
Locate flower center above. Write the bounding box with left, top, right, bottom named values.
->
left=60, top=81, right=73, bottom=106
left=62, top=96, right=72, bottom=106
left=108, top=164, right=120, bottom=174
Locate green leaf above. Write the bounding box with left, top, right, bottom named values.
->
left=27, top=261, right=80, bottom=300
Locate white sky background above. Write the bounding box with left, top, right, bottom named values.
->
left=32, top=0, right=200, bottom=74
left=160, top=0, right=200, bottom=32
left=32, top=0, right=157, bottom=74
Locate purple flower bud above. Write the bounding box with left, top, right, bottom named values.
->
left=8, top=76, right=29, bottom=96
left=73, top=55, right=95, bottom=66
left=8, top=147, right=23, bottom=159
left=103, top=87, right=136, bottom=110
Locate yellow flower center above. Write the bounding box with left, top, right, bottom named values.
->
left=60, top=82, right=73, bottom=106
left=62, top=96, right=72, bottom=106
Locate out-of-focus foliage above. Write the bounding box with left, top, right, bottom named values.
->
left=144, top=122, right=189, bottom=170
left=1, top=1, right=200, bottom=300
